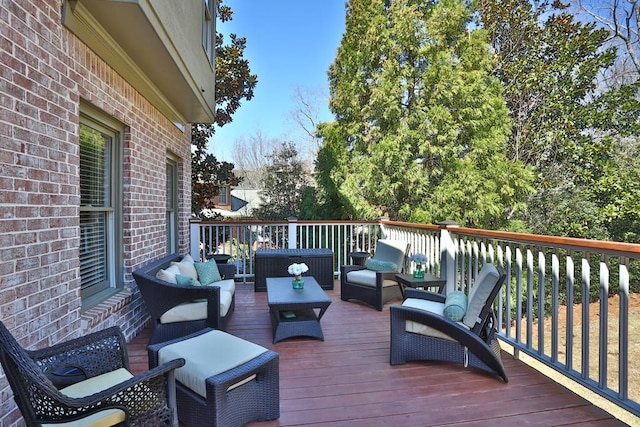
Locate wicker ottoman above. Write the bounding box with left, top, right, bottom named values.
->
left=148, top=328, right=279, bottom=427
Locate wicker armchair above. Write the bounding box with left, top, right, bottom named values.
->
left=133, top=253, right=236, bottom=345
left=390, top=263, right=508, bottom=382
left=0, top=320, right=184, bottom=426
left=340, top=239, right=410, bottom=311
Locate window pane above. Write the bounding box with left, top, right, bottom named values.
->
left=166, top=161, right=177, bottom=254
left=79, top=122, right=112, bottom=297
left=219, top=186, right=228, bottom=205
left=202, top=0, right=215, bottom=64
left=166, top=163, right=175, bottom=209
left=80, top=211, right=108, bottom=295
left=80, top=125, right=111, bottom=207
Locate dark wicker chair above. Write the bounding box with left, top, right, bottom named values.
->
left=132, top=253, right=236, bottom=345
left=0, top=320, right=184, bottom=426
left=390, top=263, right=508, bottom=382
left=148, top=328, right=280, bottom=427
left=340, top=239, right=410, bottom=311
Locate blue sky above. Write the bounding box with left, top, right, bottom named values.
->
left=212, top=0, right=346, bottom=161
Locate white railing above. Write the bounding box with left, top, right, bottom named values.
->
left=190, top=219, right=381, bottom=280
left=190, top=218, right=640, bottom=417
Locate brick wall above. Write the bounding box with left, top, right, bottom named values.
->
left=0, top=1, right=193, bottom=425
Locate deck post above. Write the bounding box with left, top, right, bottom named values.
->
left=287, top=216, right=298, bottom=249
left=190, top=218, right=202, bottom=260
left=437, top=220, right=459, bottom=293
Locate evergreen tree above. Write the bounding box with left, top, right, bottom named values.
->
left=317, top=0, right=534, bottom=229
left=255, top=143, right=310, bottom=220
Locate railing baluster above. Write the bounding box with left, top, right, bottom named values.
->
left=502, top=246, right=511, bottom=338
left=515, top=247, right=523, bottom=351
left=538, top=251, right=546, bottom=355
left=599, top=257, right=609, bottom=390
left=582, top=256, right=591, bottom=380
left=551, top=251, right=559, bottom=363
left=527, top=249, right=534, bottom=349
left=619, top=260, right=629, bottom=401
left=566, top=252, right=575, bottom=371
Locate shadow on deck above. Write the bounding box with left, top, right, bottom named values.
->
left=127, top=281, right=626, bottom=426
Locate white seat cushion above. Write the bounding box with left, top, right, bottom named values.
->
left=158, top=330, right=267, bottom=398
left=346, top=269, right=398, bottom=288
left=43, top=368, right=133, bottom=427
left=219, top=291, right=233, bottom=316
left=159, top=290, right=233, bottom=324
left=402, top=298, right=469, bottom=341
left=214, top=278, right=235, bottom=294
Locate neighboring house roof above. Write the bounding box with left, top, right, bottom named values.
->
left=211, top=188, right=262, bottom=218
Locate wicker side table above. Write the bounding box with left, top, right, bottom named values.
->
left=395, top=273, right=446, bottom=298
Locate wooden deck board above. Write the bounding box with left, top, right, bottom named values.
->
left=127, top=281, right=626, bottom=426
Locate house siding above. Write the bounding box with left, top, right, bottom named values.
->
left=0, top=1, right=193, bottom=425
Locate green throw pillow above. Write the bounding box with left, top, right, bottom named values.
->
left=175, top=274, right=201, bottom=286
left=443, top=291, right=467, bottom=322
left=194, top=260, right=222, bottom=285
left=365, top=258, right=398, bottom=272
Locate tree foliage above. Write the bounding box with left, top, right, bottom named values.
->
left=254, top=143, right=310, bottom=220
left=479, top=0, right=640, bottom=240
left=316, top=0, right=534, bottom=229
left=191, top=0, right=257, bottom=217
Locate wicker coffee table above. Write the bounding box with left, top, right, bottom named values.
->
left=266, top=276, right=332, bottom=343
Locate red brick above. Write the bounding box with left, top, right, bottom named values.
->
left=1, top=1, right=193, bottom=423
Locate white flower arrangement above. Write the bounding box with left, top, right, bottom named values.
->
left=409, top=253, right=428, bottom=266
left=287, top=262, right=309, bottom=276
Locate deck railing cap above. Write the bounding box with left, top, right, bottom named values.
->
left=437, top=220, right=459, bottom=228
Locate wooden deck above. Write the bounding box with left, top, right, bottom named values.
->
left=127, top=281, right=627, bottom=426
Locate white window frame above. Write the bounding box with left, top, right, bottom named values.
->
left=218, top=185, right=229, bottom=205
left=202, top=0, right=215, bottom=65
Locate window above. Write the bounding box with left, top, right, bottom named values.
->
left=166, top=159, right=178, bottom=254
left=202, top=0, right=215, bottom=65
left=218, top=185, right=228, bottom=205
left=79, top=104, right=122, bottom=308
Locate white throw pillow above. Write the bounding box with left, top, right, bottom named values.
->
left=171, top=254, right=198, bottom=280
left=155, top=264, right=181, bottom=284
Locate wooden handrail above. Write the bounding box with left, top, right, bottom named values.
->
left=381, top=219, right=640, bottom=257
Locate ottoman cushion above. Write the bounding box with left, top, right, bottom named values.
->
left=158, top=330, right=267, bottom=398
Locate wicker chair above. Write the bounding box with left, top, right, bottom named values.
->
left=132, top=253, right=236, bottom=345
left=340, top=239, right=410, bottom=311
left=390, top=263, right=508, bottom=382
left=0, top=320, right=184, bottom=426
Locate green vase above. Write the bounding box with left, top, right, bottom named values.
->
left=292, top=276, right=304, bottom=289
left=413, top=267, right=425, bottom=279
